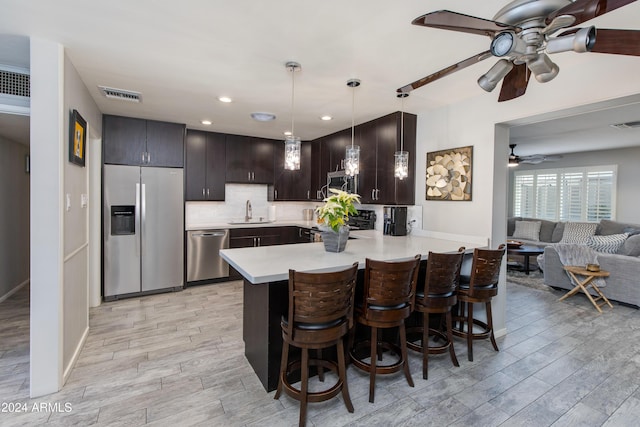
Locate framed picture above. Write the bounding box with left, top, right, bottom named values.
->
left=69, top=109, right=87, bottom=167
left=426, top=145, right=473, bottom=201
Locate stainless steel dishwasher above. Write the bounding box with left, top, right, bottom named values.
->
left=187, top=229, right=230, bottom=282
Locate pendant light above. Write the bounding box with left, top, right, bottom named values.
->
left=345, top=79, right=361, bottom=176
left=394, top=92, right=409, bottom=180
left=284, top=61, right=301, bottom=170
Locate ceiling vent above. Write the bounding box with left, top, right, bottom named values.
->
left=98, top=86, right=142, bottom=103
left=0, top=65, right=30, bottom=115
left=610, top=121, right=640, bottom=130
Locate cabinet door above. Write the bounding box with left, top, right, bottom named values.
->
left=327, top=129, right=351, bottom=172
left=375, top=113, right=400, bottom=205
left=310, top=138, right=325, bottom=200
left=226, top=135, right=252, bottom=183
left=272, top=140, right=311, bottom=201
left=394, top=112, right=416, bottom=205
left=103, top=115, right=146, bottom=165
left=146, top=120, right=184, bottom=167
left=185, top=130, right=207, bottom=201
left=358, top=121, right=378, bottom=203
left=205, top=132, right=226, bottom=201
left=251, top=138, right=275, bottom=183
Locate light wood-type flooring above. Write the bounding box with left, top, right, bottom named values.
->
left=1, top=277, right=640, bottom=426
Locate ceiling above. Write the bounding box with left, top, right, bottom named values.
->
left=1, top=0, right=639, bottom=152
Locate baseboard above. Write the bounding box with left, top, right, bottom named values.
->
left=63, top=326, right=89, bottom=385
left=0, top=279, right=29, bottom=303
left=494, top=327, right=507, bottom=338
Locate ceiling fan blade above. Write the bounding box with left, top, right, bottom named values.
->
left=397, top=51, right=492, bottom=93
left=546, top=0, right=638, bottom=27
left=591, top=29, right=640, bottom=56
left=498, top=63, right=531, bottom=102
left=412, top=10, right=518, bottom=37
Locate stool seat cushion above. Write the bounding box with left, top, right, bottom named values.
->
left=281, top=315, right=344, bottom=331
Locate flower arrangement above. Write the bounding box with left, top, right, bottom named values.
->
left=315, top=189, right=360, bottom=233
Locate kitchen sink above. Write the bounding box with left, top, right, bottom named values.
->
left=227, top=219, right=274, bottom=225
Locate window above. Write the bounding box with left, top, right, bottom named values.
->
left=513, top=165, right=616, bottom=221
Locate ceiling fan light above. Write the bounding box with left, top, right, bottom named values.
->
left=546, top=26, right=596, bottom=54
left=528, top=53, right=559, bottom=83
left=478, top=59, right=514, bottom=92
left=508, top=157, right=519, bottom=167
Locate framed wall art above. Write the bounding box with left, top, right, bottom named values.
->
left=426, top=145, right=473, bottom=201
left=69, top=109, right=87, bottom=167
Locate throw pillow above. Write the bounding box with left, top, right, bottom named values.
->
left=623, top=226, right=640, bottom=236
left=618, top=234, right=640, bottom=257
left=560, top=222, right=598, bottom=244
left=587, top=233, right=629, bottom=254
left=512, top=220, right=541, bottom=242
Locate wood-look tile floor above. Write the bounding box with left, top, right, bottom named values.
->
left=2, top=279, right=640, bottom=426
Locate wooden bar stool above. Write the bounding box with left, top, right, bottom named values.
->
left=407, top=247, right=465, bottom=379
left=274, top=263, right=358, bottom=427
left=349, top=255, right=421, bottom=403
left=453, top=244, right=506, bottom=362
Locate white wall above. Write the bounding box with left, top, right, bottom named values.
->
left=29, top=38, right=102, bottom=397
left=0, top=136, right=30, bottom=301
left=412, top=51, right=640, bottom=336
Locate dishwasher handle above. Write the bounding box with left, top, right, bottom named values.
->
left=192, top=231, right=227, bottom=237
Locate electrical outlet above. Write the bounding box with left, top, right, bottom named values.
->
left=66, top=194, right=71, bottom=211
left=81, top=193, right=88, bottom=208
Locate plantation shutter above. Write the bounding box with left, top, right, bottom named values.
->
left=513, top=173, right=534, bottom=217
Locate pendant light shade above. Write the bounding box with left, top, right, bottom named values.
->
left=394, top=92, right=409, bottom=180
left=284, top=61, right=301, bottom=171
left=345, top=79, right=361, bottom=177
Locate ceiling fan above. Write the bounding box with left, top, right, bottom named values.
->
left=398, top=0, right=640, bottom=102
left=509, top=143, right=562, bottom=165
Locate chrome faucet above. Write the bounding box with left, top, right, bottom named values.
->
left=245, top=200, right=252, bottom=222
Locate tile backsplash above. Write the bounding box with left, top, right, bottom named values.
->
left=186, top=183, right=422, bottom=232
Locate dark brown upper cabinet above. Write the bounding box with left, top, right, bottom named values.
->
left=309, top=111, right=416, bottom=205
left=269, top=140, right=312, bottom=201
left=185, top=130, right=226, bottom=201
left=226, top=135, right=275, bottom=184
left=103, top=115, right=184, bottom=167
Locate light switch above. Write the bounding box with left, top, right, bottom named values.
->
left=66, top=194, right=71, bottom=211
left=81, top=193, right=88, bottom=208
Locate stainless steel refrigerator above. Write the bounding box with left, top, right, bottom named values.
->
left=103, top=165, right=184, bottom=299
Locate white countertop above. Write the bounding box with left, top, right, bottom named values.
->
left=186, top=219, right=317, bottom=231
left=219, top=230, right=486, bottom=284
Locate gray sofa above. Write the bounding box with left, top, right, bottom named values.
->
left=508, top=218, right=640, bottom=308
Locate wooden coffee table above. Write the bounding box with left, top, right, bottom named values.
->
left=507, top=245, right=544, bottom=275
left=560, top=265, right=612, bottom=313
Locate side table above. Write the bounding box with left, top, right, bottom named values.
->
left=560, top=265, right=613, bottom=313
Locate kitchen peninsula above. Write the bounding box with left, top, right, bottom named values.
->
left=220, top=231, right=486, bottom=391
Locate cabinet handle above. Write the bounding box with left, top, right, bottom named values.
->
left=307, top=190, right=310, bottom=199
left=202, top=188, right=205, bottom=197
left=248, top=171, right=251, bottom=181
left=258, top=237, right=261, bottom=246
left=371, top=189, right=375, bottom=200
left=275, top=190, right=278, bottom=199
left=141, top=152, right=146, bottom=164
left=207, top=188, right=210, bottom=197
left=252, top=172, right=255, bottom=181
left=147, top=152, right=151, bottom=164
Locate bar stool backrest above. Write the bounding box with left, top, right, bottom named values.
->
left=287, top=263, right=359, bottom=340
left=466, top=244, right=506, bottom=294
left=362, top=255, right=421, bottom=320
left=423, top=248, right=465, bottom=297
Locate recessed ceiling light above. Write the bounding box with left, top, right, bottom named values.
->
left=251, top=112, right=276, bottom=122
left=320, top=115, right=332, bottom=121
left=284, top=131, right=292, bottom=136
left=218, top=96, right=232, bottom=103
left=201, top=120, right=212, bottom=125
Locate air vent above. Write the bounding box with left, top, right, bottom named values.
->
left=0, top=68, right=30, bottom=97
left=610, top=121, right=640, bottom=130
left=98, top=86, right=142, bottom=103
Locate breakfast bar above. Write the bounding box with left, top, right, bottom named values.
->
left=220, top=231, right=486, bottom=391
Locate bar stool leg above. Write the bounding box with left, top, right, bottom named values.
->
left=369, top=326, right=378, bottom=403
left=467, top=302, right=474, bottom=362
left=445, top=311, right=459, bottom=367
left=422, top=312, right=429, bottom=380
left=317, top=348, right=325, bottom=382
left=274, top=341, right=288, bottom=399
left=299, top=348, right=309, bottom=427
left=336, top=339, right=354, bottom=413
left=486, top=301, right=499, bottom=352
left=399, top=322, right=414, bottom=388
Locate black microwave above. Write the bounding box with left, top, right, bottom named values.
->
left=327, top=171, right=357, bottom=194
